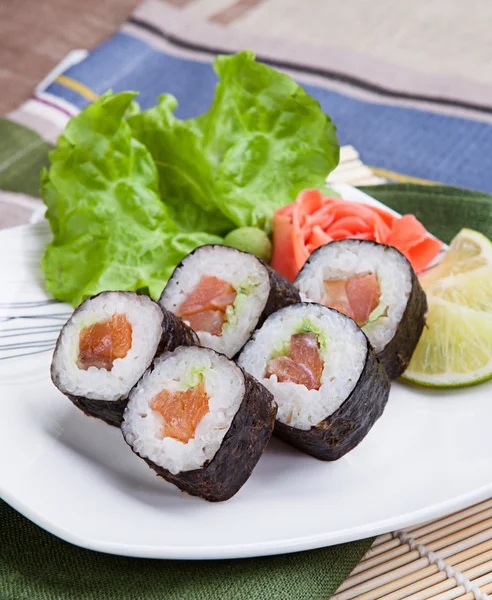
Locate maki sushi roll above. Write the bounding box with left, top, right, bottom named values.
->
left=51, top=292, right=197, bottom=427
left=295, top=240, right=427, bottom=379
left=121, top=346, right=277, bottom=502
left=238, top=303, right=390, bottom=461
left=159, top=245, right=300, bottom=358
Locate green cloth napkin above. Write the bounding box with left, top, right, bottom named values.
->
left=360, top=183, right=492, bottom=243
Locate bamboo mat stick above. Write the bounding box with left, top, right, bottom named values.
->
left=355, top=554, right=492, bottom=600
left=352, top=540, right=406, bottom=572
left=453, top=548, right=492, bottom=572
left=416, top=511, right=492, bottom=546
left=452, top=580, right=492, bottom=600
left=423, top=572, right=492, bottom=600
left=357, top=502, right=492, bottom=572
left=377, top=570, right=449, bottom=600
left=426, top=521, right=492, bottom=553
left=372, top=534, right=395, bottom=548
left=360, top=521, right=492, bottom=576
left=352, top=544, right=412, bottom=575
left=436, top=528, right=492, bottom=559
left=446, top=539, right=492, bottom=566
left=337, top=551, right=423, bottom=592
left=406, top=500, right=492, bottom=537
left=340, top=532, right=492, bottom=600
left=460, top=560, right=492, bottom=582
left=342, top=566, right=447, bottom=600
left=333, top=560, right=439, bottom=600
left=340, top=540, right=492, bottom=597
left=385, top=574, right=456, bottom=600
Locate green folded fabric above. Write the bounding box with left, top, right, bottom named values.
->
left=0, top=119, right=52, bottom=197
left=360, top=183, right=492, bottom=243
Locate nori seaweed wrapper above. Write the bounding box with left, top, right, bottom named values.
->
left=51, top=292, right=198, bottom=427
left=260, top=263, right=301, bottom=325
left=274, top=340, right=390, bottom=461
left=126, top=366, right=277, bottom=502
left=377, top=270, right=427, bottom=379
left=295, top=239, right=428, bottom=381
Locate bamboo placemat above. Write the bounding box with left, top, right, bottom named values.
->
left=336, top=499, right=492, bottom=600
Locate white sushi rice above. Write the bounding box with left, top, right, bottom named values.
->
left=122, top=346, right=244, bottom=474
left=295, top=240, right=412, bottom=353
left=160, top=246, right=270, bottom=358
left=52, top=293, right=163, bottom=401
left=238, top=304, right=367, bottom=430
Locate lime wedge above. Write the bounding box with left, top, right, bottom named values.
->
left=402, top=229, right=492, bottom=387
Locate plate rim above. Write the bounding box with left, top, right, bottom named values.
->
left=3, top=481, right=492, bottom=559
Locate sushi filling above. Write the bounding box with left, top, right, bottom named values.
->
left=239, top=304, right=367, bottom=430
left=177, top=275, right=237, bottom=336
left=323, top=274, right=382, bottom=326
left=266, top=332, right=323, bottom=390
left=150, top=380, right=210, bottom=444
left=122, top=346, right=244, bottom=473
left=78, top=313, right=132, bottom=371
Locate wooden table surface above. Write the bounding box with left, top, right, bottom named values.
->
left=0, top=0, right=140, bottom=115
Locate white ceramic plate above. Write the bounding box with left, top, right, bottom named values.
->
left=1, top=187, right=491, bottom=560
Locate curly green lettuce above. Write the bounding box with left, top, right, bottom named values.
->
left=42, top=92, right=220, bottom=306
left=42, top=52, right=340, bottom=306
left=129, top=51, right=339, bottom=232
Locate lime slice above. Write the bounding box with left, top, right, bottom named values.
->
left=402, top=229, right=492, bottom=387
left=420, top=228, right=492, bottom=285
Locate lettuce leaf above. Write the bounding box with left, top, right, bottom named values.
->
left=129, top=51, right=339, bottom=232
left=42, top=92, right=221, bottom=306
left=42, top=52, right=340, bottom=307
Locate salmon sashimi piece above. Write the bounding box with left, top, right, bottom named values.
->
left=322, top=279, right=356, bottom=321
left=78, top=313, right=132, bottom=371
left=266, top=356, right=317, bottom=390
left=150, top=381, right=210, bottom=444
left=178, top=276, right=237, bottom=316
left=184, top=310, right=226, bottom=337
left=177, top=275, right=237, bottom=336
left=324, top=274, right=380, bottom=325
left=345, top=274, right=381, bottom=325
left=289, top=333, right=324, bottom=388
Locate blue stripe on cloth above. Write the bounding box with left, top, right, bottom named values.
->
left=44, top=32, right=492, bottom=194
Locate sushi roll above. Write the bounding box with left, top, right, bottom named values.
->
left=294, top=240, right=427, bottom=379
left=121, top=346, right=277, bottom=502
left=159, top=245, right=300, bottom=358
left=51, top=292, right=197, bottom=427
left=238, top=303, right=390, bottom=461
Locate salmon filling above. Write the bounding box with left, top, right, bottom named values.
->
left=177, top=276, right=237, bottom=336
left=323, top=274, right=380, bottom=326
left=78, top=313, right=132, bottom=371
left=150, top=381, right=210, bottom=443
left=266, top=332, right=323, bottom=390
